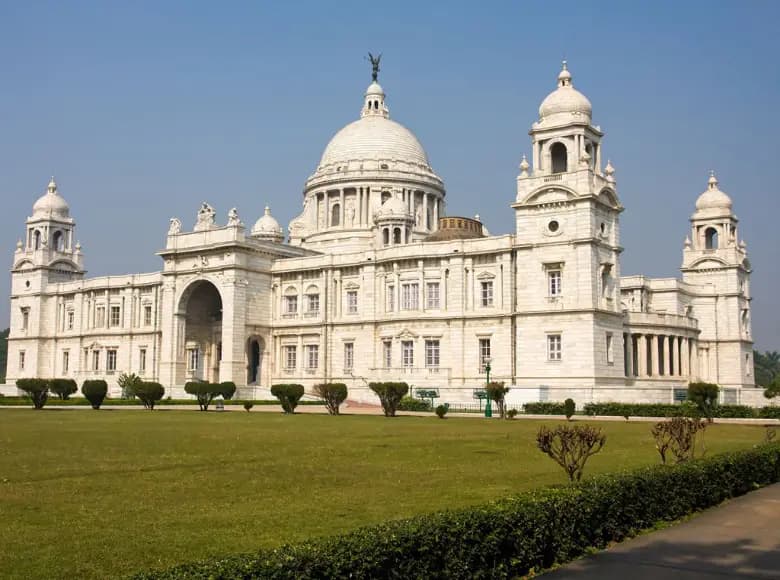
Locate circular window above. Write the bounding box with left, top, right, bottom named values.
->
left=548, top=220, right=559, bottom=233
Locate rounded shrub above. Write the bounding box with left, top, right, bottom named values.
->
left=397, top=396, right=432, bottom=412
left=314, top=383, right=348, bottom=415
left=133, top=381, right=165, bottom=410
left=50, top=378, right=78, bottom=400
left=564, top=398, right=576, bottom=421
left=368, top=382, right=409, bottom=417
left=16, top=378, right=49, bottom=409
left=270, top=384, right=305, bottom=414
left=219, top=382, right=237, bottom=400
left=435, top=404, right=449, bottom=419
left=81, top=380, right=108, bottom=409
left=243, top=401, right=254, bottom=412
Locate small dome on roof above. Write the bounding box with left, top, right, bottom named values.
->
left=539, top=61, right=592, bottom=122
left=32, top=177, right=70, bottom=219
left=375, top=196, right=411, bottom=221
left=695, top=172, right=733, bottom=214
left=251, top=206, right=284, bottom=242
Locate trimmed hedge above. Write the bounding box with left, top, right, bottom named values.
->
left=523, top=402, right=567, bottom=415
left=397, top=396, right=432, bottom=412
left=15, top=378, right=49, bottom=409
left=582, top=402, right=768, bottom=419
left=81, top=380, right=108, bottom=409
left=135, top=444, right=780, bottom=579
left=759, top=406, right=780, bottom=419
left=0, top=397, right=325, bottom=407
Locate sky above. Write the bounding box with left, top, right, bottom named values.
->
left=1, top=0, right=778, bottom=350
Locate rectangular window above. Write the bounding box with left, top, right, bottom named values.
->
left=425, top=339, right=440, bottom=368
left=386, top=285, right=395, bottom=312
left=479, top=338, right=491, bottom=371
left=606, top=333, right=614, bottom=364
left=401, top=283, right=419, bottom=310
left=548, top=334, right=562, bottom=361
left=66, top=310, right=74, bottom=330
left=426, top=282, right=440, bottom=309
left=21, top=307, right=30, bottom=331
left=383, top=340, right=392, bottom=368
left=19, top=350, right=25, bottom=370
left=110, top=305, right=121, bottom=327
left=92, top=350, right=101, bottom=371
left=346, top=290, right=358, bottom=314
left=307, top=293, right=319, bottom=314
left=284, top=345, right=297, bottom=370
left=549, top=270, right=562, bottom=297
left=144, top=305, right=153, bottom=326
left=95, top=306, right=106, bottom=327
left=139, top=348, right=147, bottom=373
left=284, top=295, right=298, bottom=315
left=306, top=345, right=319, bottom=370
left=480, top=281, right=494, bottom=307
left=62, top=350, right=69, bottom=373
left=344, top=342, right=354, bottom=370
left=106, top=349, right=117, bottom=372
left=402, top=340, right=414, bottom=368
left=188, top=348, right=199, bottom=371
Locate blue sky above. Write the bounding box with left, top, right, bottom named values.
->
left=1, top=1, right=778, bottom=349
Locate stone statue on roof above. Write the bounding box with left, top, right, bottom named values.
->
left=367, top=52, right=381, bottom=82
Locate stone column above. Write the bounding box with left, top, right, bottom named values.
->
left=626, top=333, right=634, bottom=378
left=339, top=190, right=345, bottom=228
left=638, top=334, right=647, bottom=376
left=650, top=334, right=659, bottom=376
left=662, top=336, right=670, bottom=377
left=532, top=142, right=539, bottom=174
left=668, top=336, right=676, bottom=376
left=423, top=194, right=429, bottom=231
left=681, top=337, right=689, bottom=378
left=433, top=196, right=439, bottom=228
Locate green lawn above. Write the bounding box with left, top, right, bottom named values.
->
left=0, top=410, right=767, bottom=579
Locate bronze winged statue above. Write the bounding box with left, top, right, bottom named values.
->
left=367, top=52, right=382, bottom=82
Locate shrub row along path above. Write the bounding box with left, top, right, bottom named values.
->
left=545, top=483, right=780, bottom=579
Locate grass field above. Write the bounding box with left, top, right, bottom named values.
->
left=0, top=409, right=768, bottom=579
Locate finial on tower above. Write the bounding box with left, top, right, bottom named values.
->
left=367, top=52, right=382, bottom=82
left=519, top=154, right=530, bottom=178
left=605, top=159, right=615, bottom=183
left=558, top=60, right=572, bottom=86
left=708, top=170, right=718, bottom=189
left=47, top=176, right=57, bottom=194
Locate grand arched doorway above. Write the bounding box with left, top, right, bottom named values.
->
left=178, top=280, right=223, bottom=383
left=246, top=337, right=265, bottom=385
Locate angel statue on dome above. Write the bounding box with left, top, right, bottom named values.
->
left=367, top=52, right=381, bottom=82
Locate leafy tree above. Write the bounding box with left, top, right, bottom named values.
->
left=49, top=378, right=78, bottom=400
left=754, top=350, right=779, bottom=387
left=16, top=378, right=49, bottom=409
left=368, top=382, right=409, bottom=417
left=117, top=372, right=142, bottom=399
left=133, top=381, right=165, bottom=410
left=485, top=381, right=510, bottom=419
left=564, top=398, right=576, bottom=421
left=81, top=380, right=108, bottom=409
left=687, top=382, right=719, bottom=421
left=314, top=383, right=348, bottom=415
left=536, top=424, right=606, bottom=481
left=764, top=375, right=780, bottom=399
left=271, top=384, right=305, bottom=414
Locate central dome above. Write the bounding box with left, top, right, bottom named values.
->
left=319, top=116, right=430, bottom=169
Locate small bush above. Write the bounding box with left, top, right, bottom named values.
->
left=271, top=384, right=305, bottom=414
left=314, top=383, right=348, bottom=415
left=485, top=381, right=510, bottom=419
left=688, top=382, right=719, bottom=421
left=397, top=396, right=432, bottom=412
left=507, top=408, right=518, bottom=419
left=564, top=398, right=576, bottom=421
left=759, top=406, right=780, bottom=419
left=49, top=378, right=78, bottom=400
left=369, top=382, right=409, bottom=417
left=81, top=380, right=108, bottom=409
left=523, top=402, right=566, bottom=415
left=16, top=378, right=49, bottom=409
left=133, top=382, right=165, bottom=410
left=134, top=444, right=780, bottom=580
left=651, top=416, right=707, bottom=464
left=219, top=381, right=237, bottom=400
left=435, top=404, right=449, bottom=419
left=185, top=381, right=217, bottom=411
left=243, top=401, right=254, bottom=412
left=536, top=424, right=606, bottom=481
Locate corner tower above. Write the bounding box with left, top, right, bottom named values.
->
left=682, top=172, right=753, bottom=389
left=513, top=62, right=625, bottom=389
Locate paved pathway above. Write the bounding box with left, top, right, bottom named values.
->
left=544, top=483, right=780, bottom=579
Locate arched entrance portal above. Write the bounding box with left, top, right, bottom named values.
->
left=246, top=337, right=265, bottom=385
left=179, top=280, right=223, bottom=383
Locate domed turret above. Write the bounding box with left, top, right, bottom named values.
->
left=32, top=177, right=70, bottom=219
left=374, top=196, right=410, bottom=220
left=538, top=61, right=592, bottom=125
left=251, top=206, right=284, bottom=243
left=694, top=171, right=733, bottom=217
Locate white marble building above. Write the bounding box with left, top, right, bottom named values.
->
left=4, top=62, right=758, bottom=406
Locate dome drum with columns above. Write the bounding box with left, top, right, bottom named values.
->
left=3, top=59, right=758, bottom=407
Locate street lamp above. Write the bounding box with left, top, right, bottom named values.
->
left=484, top=357, right=492, bottom=418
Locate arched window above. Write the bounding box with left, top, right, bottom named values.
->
left=550, top=142, right=568, bottom=174
left=33, top=230, right=41, bottom=250
left=393, top=227, right=402, bottom=244
left=705, top=227, right=718, bottom=249
left=52, top=231, right=64, bottom=251
left=383, top=228, right=389, bottom=246
left=331, top=203, right=340, bottom=227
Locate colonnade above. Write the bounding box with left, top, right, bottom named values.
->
left=623, top=332, right=698, bottom=379
left=313, top=187, right=441, bottom=230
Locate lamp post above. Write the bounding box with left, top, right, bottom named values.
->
left=484, top=357, right=492, bottom=418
